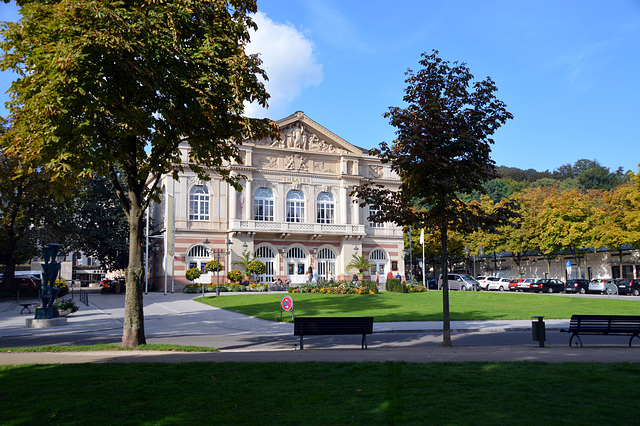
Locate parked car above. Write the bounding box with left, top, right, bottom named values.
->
left=479, top=276, right=500, bottom=291
left=476, top=276, right=492, bottom=291
left=608, top=279, right=637, bottom=295
left=438, top=274, right=480, bottom=291
left=588, top=278, right=616, bottom=294
left=564, top=279, right=590, bottom=294
left=517, top=278, right=537, bottom=292
left=487, top=277, right=512, bottom=291
left=530, top=278, right=565, bottom=293
left=508, top=279, right=520, bottom=291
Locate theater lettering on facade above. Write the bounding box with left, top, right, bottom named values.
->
left=149, top=112, right=404, bottom=289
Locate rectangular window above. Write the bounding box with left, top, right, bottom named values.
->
left=368, top=206, right=384, bottom=228
left=254, top=199, right=274, bottom=221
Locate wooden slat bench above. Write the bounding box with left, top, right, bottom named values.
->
left=560, top=315, right=640, bottom=347
left=293, top=317, right=374, bottom=350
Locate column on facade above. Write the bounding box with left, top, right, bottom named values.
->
left=339, top=185, right=348, bottom=225
left=243, top=179, right=252, bottom=221
left=229, top=182, right=237, bottom=220
left=352, top=193, right=360, bottom=225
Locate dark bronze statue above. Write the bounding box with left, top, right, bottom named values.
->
left=34, top=243, right=62, bottom=320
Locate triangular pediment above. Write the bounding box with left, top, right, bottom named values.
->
left=251, top=111, right=364, bottom=156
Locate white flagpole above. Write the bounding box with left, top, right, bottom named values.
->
left=420, top=229, right=426, bottom=289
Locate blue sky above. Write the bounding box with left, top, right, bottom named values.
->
left=2, top=1, right=639, bottom=173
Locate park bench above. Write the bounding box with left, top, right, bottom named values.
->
left=560, top=314, right=640, bottom=347
left=293, top=317, right=374, bottom=350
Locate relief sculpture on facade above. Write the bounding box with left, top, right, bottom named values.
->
left=369, top=165, right=383, bottom=178
left=285, top=154, right=308, bottom=172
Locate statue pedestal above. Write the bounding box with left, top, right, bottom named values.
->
left=25, top=318, right=68, bottom=328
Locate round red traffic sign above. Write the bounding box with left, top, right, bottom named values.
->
left=281, top=295, right=293, bottom=311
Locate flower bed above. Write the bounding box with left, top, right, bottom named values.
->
left=183, top=283, right=269, bottom=294
left=288, top=280, right=379, bottom=295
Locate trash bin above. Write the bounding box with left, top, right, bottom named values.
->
left=531, top=316, right=546, bottom=347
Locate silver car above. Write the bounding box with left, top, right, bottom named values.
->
left=588, top=278, right=616, bottom=294
left=438, top=274, right=480, bottom=291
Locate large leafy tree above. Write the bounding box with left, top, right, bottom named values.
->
left=1, top=1, right=278, bottom=346
left=0, top=120, right=74, bottom=291
left=352, top=51, right=514, bottom=346
left=72, top=174, right=129, bottom=272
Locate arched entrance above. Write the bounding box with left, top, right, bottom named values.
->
left=370, top=249, right=388, bottom=283
left=255, top=246, right=275, bottom=284
left=287, top=247, right=308, bottom=284
left=317, top=248, right=336, bottom=281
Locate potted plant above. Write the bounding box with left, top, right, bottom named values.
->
left=54, top=298, right=79, bottom=316
left=228, top=269, right=242, bottom=283
left=346, top=254, right=374, bottom=281
left=232, top=252, right=255, bottom=283
left=185, top=267, right=202, bottom=282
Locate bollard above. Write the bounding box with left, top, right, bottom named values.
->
left=531, top=316, right=546, bottom=347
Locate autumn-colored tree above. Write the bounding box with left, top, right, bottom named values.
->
left=352, top=51, right=514, bottom=346
left=1, top=1, right=278, bottom=346
left=591, top=175, right=640, bottom=273
left=537, top=189, right=597, bottom=278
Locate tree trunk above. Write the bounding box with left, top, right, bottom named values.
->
left=121, top=190, right=146, bottom=347
left=441, top=203, right=452, bottom=347
left=1, top=231, right=18, bottom=292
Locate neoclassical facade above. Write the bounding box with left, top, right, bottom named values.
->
left=148, top=112, right=404, bottom=290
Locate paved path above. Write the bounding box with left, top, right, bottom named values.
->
left=1, top=291, right=638, bottom=364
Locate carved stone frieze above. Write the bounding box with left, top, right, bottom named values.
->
left=257, top=155, right=279, bottom=169
left=285, top=154, right=308, bottom=172
left=313, top=161, right=335, bottom=174
left=369, top=165, right=383, bottom=178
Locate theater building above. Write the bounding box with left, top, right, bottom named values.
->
left=148, top=112, right=404, bottom=291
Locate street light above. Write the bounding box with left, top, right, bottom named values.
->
left=202, top=238, right=211, bottom=300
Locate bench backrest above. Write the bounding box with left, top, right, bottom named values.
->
left=569, top=315, right=640, bottom=333
left=294, top=317, right=374, bottom=336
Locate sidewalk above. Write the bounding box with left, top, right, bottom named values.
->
left=0, top=291, right=569, bottom=338
left=2, top=292, right=638, bottom=365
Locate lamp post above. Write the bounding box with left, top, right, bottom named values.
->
left=464, top=245, right=470, bottom=275
left=202, top=238, right=211, bottom=300
left=478, top=245, right=484, bottom=276
left=403, top=248, right=409, bottom=280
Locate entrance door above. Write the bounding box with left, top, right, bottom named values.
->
left=370, top=249, right=388, bottom=283
left=287, top=247, right=307, bottom=284
left=317, top=248, right=336, bottom=281
left=255, top=246, right=275, bottom=284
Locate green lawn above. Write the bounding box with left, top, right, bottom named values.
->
left=1, top=362, right=639, bottom=424
left=201, top=292, right=640, bottom=322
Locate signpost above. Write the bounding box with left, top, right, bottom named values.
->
left=280, top=295, right=294, bottom=320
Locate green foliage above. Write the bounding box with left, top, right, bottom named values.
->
left=385, top=278, right=404, bottom=293
left=345, top=254, right=374, bottom=273
left=71, top=174, right=129, bottom=271
left=185, top=268, right=202, bottom=282
left=1, top=1, right=279, bottom=346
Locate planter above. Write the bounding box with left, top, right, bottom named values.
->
left=58, top=309, right=71, bottom=317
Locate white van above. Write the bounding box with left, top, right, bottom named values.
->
left=438, top=274, right=480, bottom=291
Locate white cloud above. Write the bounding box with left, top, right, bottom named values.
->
left=244, top=12, right=323, bottom=118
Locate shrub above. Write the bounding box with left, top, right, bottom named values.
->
left=205, top=259, right=223, bottom=272
left=228, top=269, right=242, bottom=283
left=385, top=278, right=405, bottom=293
left=183, top=284, right=201, bottom=294
left=185, top=268, right=202, bottom=281
left=247, top=259, right=266, bottom=274
left=54, top=279, right=69, bottom=297
left=360, top=280, right=379, bottom=294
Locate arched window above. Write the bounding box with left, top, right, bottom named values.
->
left=254, top=188, right=274, bottom=221
left=370, top=249, right=388, bottom=277
left=187, top=245, right=210, bottom=272
left=317, top=192, right=335, bottom=224
left=286, top=190, right=305, bottom=223
left=189, top=186, right=209, bottom=221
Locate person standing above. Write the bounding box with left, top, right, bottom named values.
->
left=375, top=271, right=380, bottom=285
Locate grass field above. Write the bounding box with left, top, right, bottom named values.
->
left=2, top=361, right=639, bottom=424
left=200, top=291, right=640, bottom=322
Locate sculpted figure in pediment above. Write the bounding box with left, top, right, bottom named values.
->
left=257, top=122, right=349, bottom=155
left=369, top=165, right=383, bottom=178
